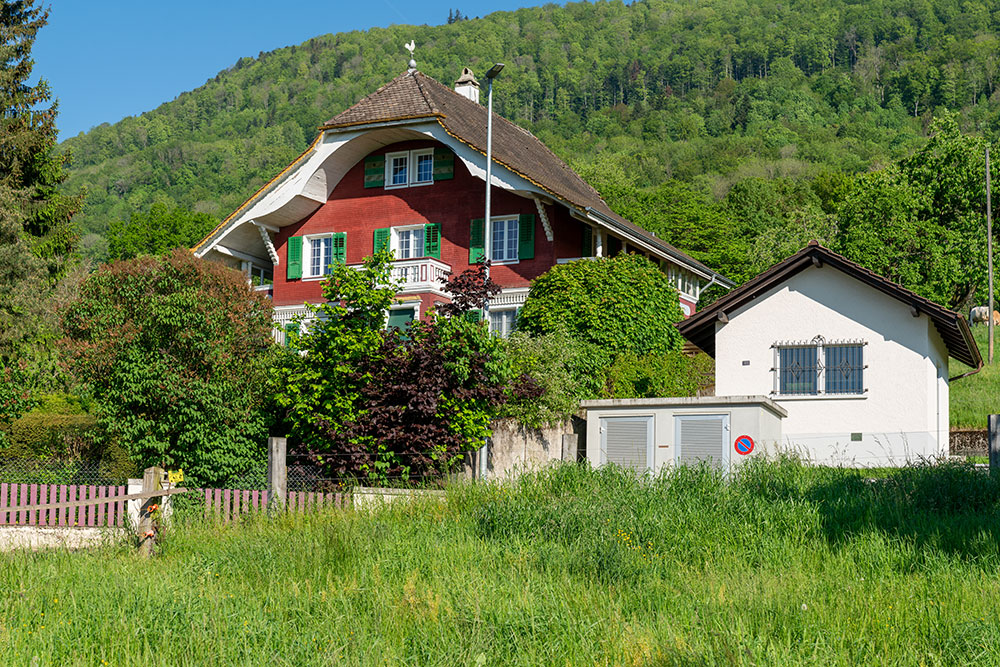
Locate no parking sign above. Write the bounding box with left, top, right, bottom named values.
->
left=734, top=435, right=755, bottom=456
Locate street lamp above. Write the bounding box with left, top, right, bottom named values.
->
left=479, top=62, right=503, bottom=480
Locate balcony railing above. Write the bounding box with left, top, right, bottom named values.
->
left=344, top=258, right=452, bottom=295
left=391, top=258, right=451, bottom=293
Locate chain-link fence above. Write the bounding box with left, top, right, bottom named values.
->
left=0, top=458, right=132, bottom=486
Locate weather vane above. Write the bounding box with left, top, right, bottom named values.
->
left=405, top=40, right=416, bottom=71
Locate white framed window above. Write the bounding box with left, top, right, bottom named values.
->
left=303, top=233, right=345, bottom=279
left=395, top=225, right=425, bottom=259
left=387, top=151, right=409, bottom=188
left=308, top=235, right=333, bottom=278
left=489, top=309, right=518, bottom=338
left=773, top=337, right=866, bottom=396
left=491, top=217, right=519, bottom=263
left=385, top=149, right=434, bottom=189
left=413, top=149, right=434, bottom=184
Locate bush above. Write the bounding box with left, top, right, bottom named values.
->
left=61, top=249, right=276, bottom=487
left=604, top=350, right=715, bottom=398
left=518, top=254, right=685, bottom=356
left=5, top=412, right=98, bottom=459
left=501, top=328, right=610, bottom=426
left=275, top=254, right=522, bottom=484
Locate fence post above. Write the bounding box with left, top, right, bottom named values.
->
left=989, top=415, right=1000, bottom=473
left=268, top=437, right=287, bottom=512
left=138, top=466, right=163, bottom=557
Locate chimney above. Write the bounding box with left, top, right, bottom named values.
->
left=454, top=67, right=480, bottom=103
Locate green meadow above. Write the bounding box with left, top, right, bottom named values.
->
left=2, top=459, right=1000, bottom=665
left=951, top=324, right=1000, bottom=429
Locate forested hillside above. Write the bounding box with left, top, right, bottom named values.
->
left=61, top=0, right=1000, bottom=302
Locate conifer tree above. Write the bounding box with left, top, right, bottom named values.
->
left=0, top=1, right=82, bottom=381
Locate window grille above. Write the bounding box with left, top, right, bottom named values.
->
left=773, top=338, right=865, bottom=396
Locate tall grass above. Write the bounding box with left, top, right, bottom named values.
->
left=2, top=459, right=1000, bottom=665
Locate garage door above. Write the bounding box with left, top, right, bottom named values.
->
left=600, top=416, right=653, bottom=472
left=675, top=414, right=729, bottom=470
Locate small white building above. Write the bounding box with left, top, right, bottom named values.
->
left=677, top=242, right=982, bottom=466
left=581, top=396, right=786, bottom=474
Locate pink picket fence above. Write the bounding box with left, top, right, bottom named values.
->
left=201, top=488, right=350, bottom=523
left=0, top=483, right=129, bottom=527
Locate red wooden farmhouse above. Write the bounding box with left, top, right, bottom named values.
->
left=192, top=64, right=731, bottom=340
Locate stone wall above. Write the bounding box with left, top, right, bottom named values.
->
left=950, top=429, right=987, bottom=457
left=462, top=416, right=585, bottom=479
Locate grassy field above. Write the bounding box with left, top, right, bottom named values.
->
left=949, top=324, right=1000, bottom=428
left=2, top=460, right=1000, bottom=665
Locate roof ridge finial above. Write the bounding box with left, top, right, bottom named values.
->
left=404, top=40, right=416, bottom=72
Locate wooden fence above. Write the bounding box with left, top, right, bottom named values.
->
left=202, top=488, right=350, bottom=523
left=0, top=483, right=129, bottom=527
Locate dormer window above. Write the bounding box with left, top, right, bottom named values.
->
left=385, top=149, right=434, bottom=189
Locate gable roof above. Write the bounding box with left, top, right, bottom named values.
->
left=322, top=70, right=728, bottom=283
left=676, top=241, right=983, bottom=370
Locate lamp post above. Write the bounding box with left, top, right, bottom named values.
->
left=479, top=62, right=504, bottom=480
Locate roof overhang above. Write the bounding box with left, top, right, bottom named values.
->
left=676, top=243, right=983, bottom=371
left=192, top=115, right=729, bottom=283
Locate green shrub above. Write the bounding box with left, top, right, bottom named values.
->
left=4, top=412, right=98, bottom=459
left=604, top=350, right=715, bottom=398
left=518, top=254, right=685, bottom=356
left=501, top=328, right=610, bottom=426
left=61, top=249, right=276, bottom=487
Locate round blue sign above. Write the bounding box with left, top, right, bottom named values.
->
left=734, top=435, right=755, bottom=456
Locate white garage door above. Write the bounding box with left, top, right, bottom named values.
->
left=675, top=414, right=729, bottom=470
left=600, top=416, right=653, bottom=472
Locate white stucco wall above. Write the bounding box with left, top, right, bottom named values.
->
left=714, top=266, right=950, bottom=466
left=582, top=396, right=785, bottom=474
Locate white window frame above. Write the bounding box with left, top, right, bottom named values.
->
left=772, top=337, right=867, bottom=398
left=304, top=233, right=335, bottom=280
left=392, top=224, right=427, bottom=260
left=411, top=149, right=434, bottom=186
left=490, top=215, right=520, bottom=264
left=488, top=308, right=518, bottom=338
left=385, top=149, right=434, bottom=189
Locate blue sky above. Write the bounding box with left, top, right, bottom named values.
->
left=33, top=1, right=544, bottom=141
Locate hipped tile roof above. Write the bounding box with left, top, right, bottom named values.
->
left=323, top=70, right=719, bottom=278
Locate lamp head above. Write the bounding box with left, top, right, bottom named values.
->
left=485, top=63, right=505, bottom=79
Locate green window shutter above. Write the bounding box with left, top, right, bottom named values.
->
left=424, top=223, right=441, bottom=259
left=582, top=225, right=593, bottom=257
left=364, top=155, right=385, bottom=188
left=286, top=236, right=302, bottom=280
left=464, top=308, right=483, bottom=323
left=387, top=307, right=416, bottom=331
left=469, top=218, right=485, bottom=264
left=518, top=214, right=535, bottom=260
left=514, top=307, right=522, bottom=331
left=433, top=147, right=454, bottom=181
left=373, top=228, right=390, bottom=253
left=284, top=322, right=299, bottom=349
left=332, top=232, right=347, bottom=265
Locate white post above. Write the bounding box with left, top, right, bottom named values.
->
left=595, top=229, right=604, bottom=257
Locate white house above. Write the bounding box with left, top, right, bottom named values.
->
left=677, top=242, right=983, bottom=466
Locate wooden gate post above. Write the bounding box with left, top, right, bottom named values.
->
left=268, top=437, right=287, bottom=512
left=138, top=466, right=163, bottom=557
left=989, top=415, right=1000, bottom=473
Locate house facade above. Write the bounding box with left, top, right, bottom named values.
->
left=677, top=242, right=982, bottom=466
left=192, top=65, right=731, bottom=339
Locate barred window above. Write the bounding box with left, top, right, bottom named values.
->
left=774, top=338, right=865, bottom=396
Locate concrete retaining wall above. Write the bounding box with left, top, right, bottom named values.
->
left=0, top=526, right=124, bottom=552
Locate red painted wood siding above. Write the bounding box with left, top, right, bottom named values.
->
left=272, top=139, right=585, bottom=307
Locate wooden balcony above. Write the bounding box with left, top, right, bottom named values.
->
left=346, top=258, right=452, bottom=296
